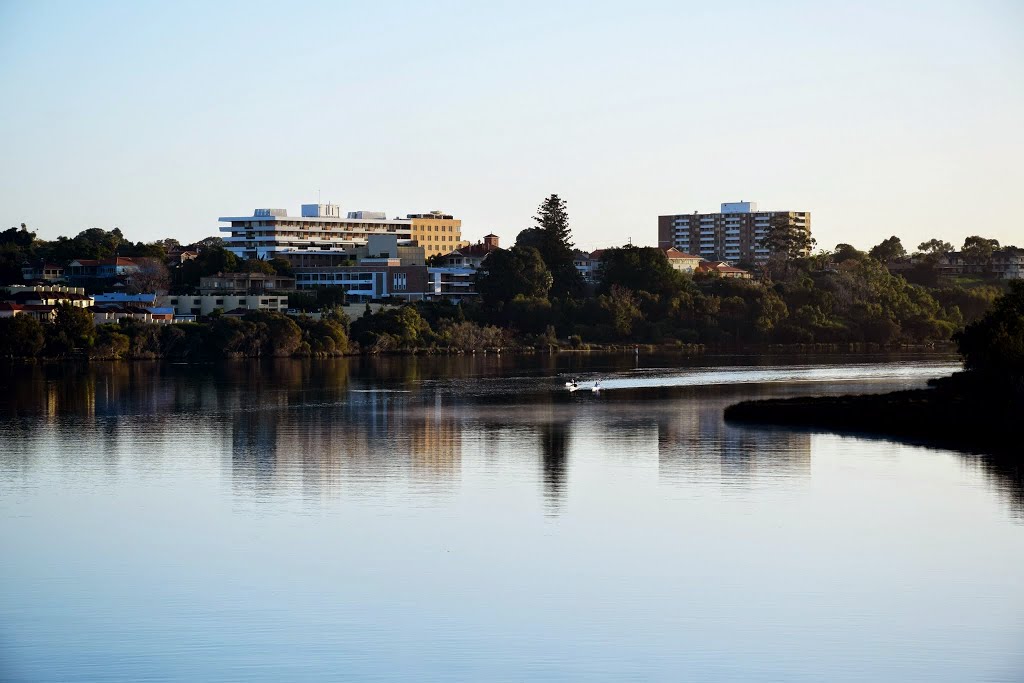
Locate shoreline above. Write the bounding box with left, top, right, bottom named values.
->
left=723, top=378, right=1020, bottom=459
left=1, top=341, right=959, bottom=363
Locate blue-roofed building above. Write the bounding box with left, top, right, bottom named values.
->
left=94, top=293, right=157, bottom=305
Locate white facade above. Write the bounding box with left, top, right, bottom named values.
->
left=220, top=205, right=416, bottom=261
left=427, top=267, right=477, bottom=301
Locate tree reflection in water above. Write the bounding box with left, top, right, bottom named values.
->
left=0, top=355, right=1019, bottom=520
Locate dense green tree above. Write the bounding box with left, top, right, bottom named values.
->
left=350, top=305, right=433, bottom=352
left=514, top=227, right=545, bottom=252
left=93, top=325, right=131, bottom=359
left=0, top=315, right=45, bottom=357
left=869, top=236, right=906, bottom=262
left=2, top=224, right=35, bottom=248
left=241, top=258, right=276, bottom=274
left=597, top=245, right=687, bottom=296
left=956, top=281, right=1024, bottom=390
left=0, top=224, right=38, bottom=284
left=245, top=311, right=304, bottom=356
left=833, top=243, right=867, bottom=264
left=46, top=303, right=96, bottom=355
left=120, top=241, right=168, bottom=260
left=295, top=316, right=350, bottom=356
left=961, top=236, right=1000, bottom=268
left=475, top=246, right=553, bottom=310
left=916, top=239, right=954, bottom=260
left=760, top=215, right=816, bottom=260
left=529, top=195, right=584, bottom=298
left=268, top=257, right=293, bottom=276
left=174, top=246, right=239, bottom=291
left=599, top=285, right=643, bottom=337
left=44, top=227, right=124, bottom=262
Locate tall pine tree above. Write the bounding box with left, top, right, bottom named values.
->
left=530, top=194, right=584, bottom=298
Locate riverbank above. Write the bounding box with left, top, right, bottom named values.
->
left=723, top=373, right=1020, bottom=458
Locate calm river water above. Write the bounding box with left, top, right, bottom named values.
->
left=0, top=353, right=1021, bottom=682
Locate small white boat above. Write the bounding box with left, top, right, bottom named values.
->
left=591, top=381, right=602, bottom=393
left=565, top=379, right=579, bottom=392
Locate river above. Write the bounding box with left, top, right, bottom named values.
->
left=0, top=353, right=1021, bottom=681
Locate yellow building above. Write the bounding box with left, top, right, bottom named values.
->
left=408, top=212, right=468, bottom=258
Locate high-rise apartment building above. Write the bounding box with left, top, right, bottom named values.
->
left=658, top=201, right=811, bottom=264
left=219, top=203, right=465, bottom=261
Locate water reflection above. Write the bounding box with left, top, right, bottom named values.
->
left=539, top=420, right=570, bottom=512
left=0, top=356, right=1019, bottom=520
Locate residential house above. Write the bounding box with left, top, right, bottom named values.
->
left=991, top=248, right=1024, bottom=280
left=696, top=261, right=752, bottom=279
left=574, top=249, right=605, bottom=284
left=199, top=272, right=296, bottom=296
left=662, top=247, right=702, bottom=274
left=90, top=305, right=156, bottom=325
left=7, top=286, right=94, bottom=308
left=0, top=302, right=56, bottom=321
left=20, top=261, right=65, bottom=283
left=0, top=302, right=26, bottom=318
left=441, top=234, right=500, bottom=269
left=66, top=257, right=141, bottom=286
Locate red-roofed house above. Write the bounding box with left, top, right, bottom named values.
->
left=662, top=247, right=702, bottom=274
left=442, top=234, right=500, bottom=269
left=0, top=302, right=26, bottom=318
left=696, top=261, right=752, bottom=279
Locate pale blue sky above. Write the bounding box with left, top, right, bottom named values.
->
left=1, top=0, right=1022, bottom=251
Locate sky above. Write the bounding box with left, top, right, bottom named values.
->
left=1, top=0, right=1022, bottom=252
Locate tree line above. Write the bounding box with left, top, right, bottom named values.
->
left=1, top=197, right=1012, bottom=358
left=0, top=223, right=293, bottom=294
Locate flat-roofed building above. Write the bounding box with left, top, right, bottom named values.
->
left=426, top=267, right=478, bottom=301
left=292, top=264, right=429, bottom=302
left=658, top=201, right=811, bottom=264
left=199, top=272, right=296, bottom=295
left=6, top=286, right=94, bottom=308
left=21, top=261, right=65, bottom=283
left=156, top=294, right=289, bottom=318
left=220, top=203, right=465, bottom=262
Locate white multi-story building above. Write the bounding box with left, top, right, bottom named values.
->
left=219, top=203, right=465, bottom=262
left=658, top=201, right=811, bottom=264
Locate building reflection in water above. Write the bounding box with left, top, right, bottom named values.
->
left=228, top=385, right=464, bottom=500
left=0, top=359, right=1020, bottom=520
